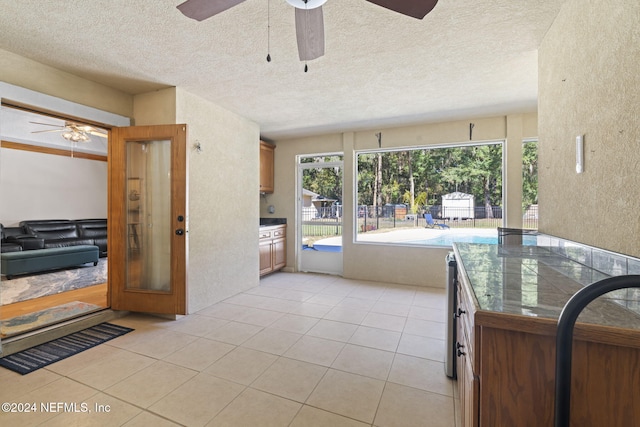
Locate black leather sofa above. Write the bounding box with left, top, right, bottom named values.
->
left=4, top=219, right=107, bottom=257
left=1, top=224, right=23, bottom=253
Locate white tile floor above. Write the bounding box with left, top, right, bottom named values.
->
left=0, top=272, right=460, bottom=426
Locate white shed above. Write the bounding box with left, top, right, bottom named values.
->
left=442, top=192, right=475, bottom=219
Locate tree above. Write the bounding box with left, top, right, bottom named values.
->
left=522, top=141, right=538, bottom=210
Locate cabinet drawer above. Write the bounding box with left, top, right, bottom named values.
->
left=260, top=230, right=272, bottom=239
left=273, top=228, right=285, bottom=238
left=457, top=282, right=476, bottom=370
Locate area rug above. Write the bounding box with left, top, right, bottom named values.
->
left=0, top=301, right=103, bottom=338
left=1, top=258, right=107, bottom=305
left=0, top=322, right=133, bottom=375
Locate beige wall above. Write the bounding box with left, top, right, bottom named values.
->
left=538, top=0, right=640, bottom=257
left=264, top=113, right=537, bottom=288
left=134, top=88, right=261, bottom=312
left=0, top=48, right=132, bottom=117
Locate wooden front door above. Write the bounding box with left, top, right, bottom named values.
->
left=109, top=124, right=188, bottom=314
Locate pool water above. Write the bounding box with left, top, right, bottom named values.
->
left=408, top=234, right=537, bottom=247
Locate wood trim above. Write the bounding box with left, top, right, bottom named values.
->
left=1, top=140, right=107, bottom=162
left=109, top=124, right=188, bottom=315
left=475, top=309, right=640, bottom=349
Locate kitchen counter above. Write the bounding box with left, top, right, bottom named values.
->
left=452, top=242, right=640, bottom=426
left=454, top=243, right=640, bottom=329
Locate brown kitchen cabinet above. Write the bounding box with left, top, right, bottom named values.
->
left=453, top=243, right=640, bottom=427
left=260, top=140, right=274, bottom=193
left=259, top=224, right=286, bottom=276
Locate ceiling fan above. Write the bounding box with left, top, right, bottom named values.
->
left=30, top=121, right=108, bottom=143
left=177, top=0, right=439, bottom=62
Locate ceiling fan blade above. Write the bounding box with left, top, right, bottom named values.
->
left=365, top=0, right=438, bottom=19
left=31, top=129, right=63, bottom=134
left=177, top=0, right=247, bottom=21
left=295, top=7, right=325, bottom=61
left=29, top=121, right=63, bottom=127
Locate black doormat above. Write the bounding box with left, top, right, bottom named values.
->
left=0, top=323, right=133, bottom=375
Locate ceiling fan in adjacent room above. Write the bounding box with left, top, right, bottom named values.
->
left=177, top=0, right=438, bottom=62
left=30, top=121, right=108, bottom=143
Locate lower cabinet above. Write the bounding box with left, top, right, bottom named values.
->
left=259, top=225, right=286, bottom=276
left=456, top=265, right=640, bottom=426
left=456, top=280, right=479, bottom=427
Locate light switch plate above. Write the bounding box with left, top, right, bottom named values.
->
left=576, top=135, right=584, bottom=173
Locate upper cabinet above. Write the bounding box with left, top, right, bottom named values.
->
left=260, top=140, right=275, bottom=193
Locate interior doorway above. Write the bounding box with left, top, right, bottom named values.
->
left=297, top=154, right=343, bottom=275
left=0, top=97, right=127, bottom=340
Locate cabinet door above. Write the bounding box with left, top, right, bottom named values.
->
left=463, top=356, right=478, bottom=427
left=259, top=241, right=273, bottom=276
left=260, top=141, right=275, bottom=193
left=273, top=238, right=286, bottom=271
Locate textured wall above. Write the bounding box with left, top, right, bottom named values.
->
left=134, top=88, right=260, bottom=313
left=538, top=0, right=640, bottom=256
left=175, top=89, right=260, bottom=313
left=267, top=114, right=537, bottom=287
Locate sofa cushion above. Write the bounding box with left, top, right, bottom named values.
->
left=9, top=236, right=45, bottom=250
left=20, top=220, right=79, bottom=240
left=44, top=238, right=94, bottom=249
left=1, top=243, right=22, bottom=253
left=76, top=220, right=107, bottom=239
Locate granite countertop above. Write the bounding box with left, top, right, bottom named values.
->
left=453, top=243, right=640, bottom=329
left=259, top=218, right=287, bottom=227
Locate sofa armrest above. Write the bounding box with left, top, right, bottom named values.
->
left=7, top=235, right=45, bottom=250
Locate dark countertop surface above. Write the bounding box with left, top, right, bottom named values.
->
left=453, top=243, right=640, bottom=329
left=260, top=218, right=287, bottom=226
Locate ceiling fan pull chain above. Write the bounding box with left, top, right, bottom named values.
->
left=266, top=0, right=272, bottom=62
left=304, top=0, right=308, bottom=72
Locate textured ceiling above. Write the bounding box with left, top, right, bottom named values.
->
left=0, top=0, right=565, bottom=140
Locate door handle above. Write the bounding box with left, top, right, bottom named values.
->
left=175, top=228, right=184, bottom=236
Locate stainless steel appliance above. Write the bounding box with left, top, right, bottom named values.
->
left=445, top=252, right=457, bottom=378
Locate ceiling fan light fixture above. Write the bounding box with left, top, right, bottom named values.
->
left=62, top=130, right=90, bottom=143
left=285, top=0, right=327, bottom=9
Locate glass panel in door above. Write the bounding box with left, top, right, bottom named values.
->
left=126, top=140, right=171, bottom=292
left=298, top=155, right=343, bottom=275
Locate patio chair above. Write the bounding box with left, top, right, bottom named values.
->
left=424, top=213, right=450, bottom=229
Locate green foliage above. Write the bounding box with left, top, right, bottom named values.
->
left=522, top=141, right=538, bottom=210
left=302, top=158, right=343, bottom=201
left=357, top=144, right=507, bottom=213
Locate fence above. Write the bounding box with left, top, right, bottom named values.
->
left=358, top=204, right=539, bottom=232
left=302, top=206, right=342, bottom=239
left=302, top=204, right=538, bottom=239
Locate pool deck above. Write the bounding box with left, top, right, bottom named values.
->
left=312, top=227, right=498, bottom=247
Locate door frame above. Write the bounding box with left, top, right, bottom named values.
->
left=296, top=153, right=344, bottom=275
left=0, top=83, right=130, bottom=352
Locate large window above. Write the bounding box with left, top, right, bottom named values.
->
left=355, top=142, right=504, bottom=246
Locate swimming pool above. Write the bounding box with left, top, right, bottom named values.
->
left=407, top=234, right=537, bottom=247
